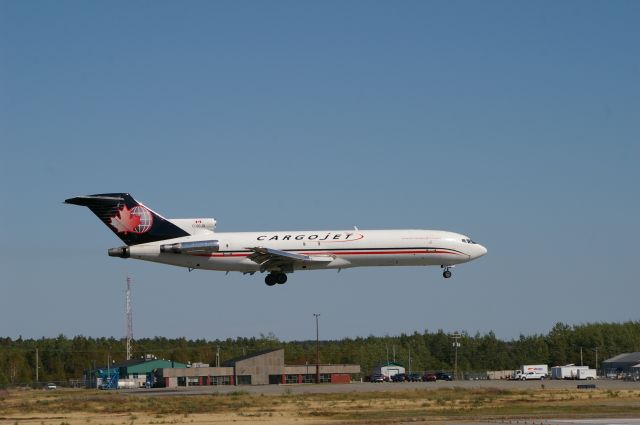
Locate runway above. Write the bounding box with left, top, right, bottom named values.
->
left=125, top=378, right=640, bottom=396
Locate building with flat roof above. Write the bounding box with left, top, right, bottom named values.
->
left=157, top=348, right=360, bottom=387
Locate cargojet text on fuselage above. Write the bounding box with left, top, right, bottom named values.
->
left=65, top=193, right=487, bottom=286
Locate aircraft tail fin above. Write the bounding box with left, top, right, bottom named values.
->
left=65, top=193, right=190, bottom=245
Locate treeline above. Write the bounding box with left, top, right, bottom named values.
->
left=1, top=321, right=639, bottom=385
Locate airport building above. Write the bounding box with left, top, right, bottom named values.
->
left=86, top=356, right=188, bottom=389
left=602, top=352, right=640, bottom=379
left=157, top=348, right=360, bottom=387
left=87, top=349, right=360, bottom=388
left=371, top=361, right=405, bottom=379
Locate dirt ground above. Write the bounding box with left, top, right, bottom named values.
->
left=2, top=384, right=640, bottom=425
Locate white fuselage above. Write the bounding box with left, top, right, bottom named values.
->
left=125, top=229, right=487, bottom=273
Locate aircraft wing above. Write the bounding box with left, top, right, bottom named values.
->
left=245, top=247, right=334, bottom=271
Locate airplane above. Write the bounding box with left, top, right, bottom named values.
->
left=65, top=193, right=487, bottom=286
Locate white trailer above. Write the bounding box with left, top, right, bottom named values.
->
left=513, top=364, right=548, bottom=380
left=577, top=368, right=597, bottom=380
left=551, top=364, right=589, bottom=379
left=487, top=370, right=514, bottom=380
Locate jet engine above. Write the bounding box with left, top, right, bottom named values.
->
left=160, top=240, right=220, bottom=254
left=170, top=218, right=217, bottom=234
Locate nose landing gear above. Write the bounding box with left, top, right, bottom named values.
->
left=441, top=265, right=454, bottom=279
left=265, top=272, right=288, bottom=286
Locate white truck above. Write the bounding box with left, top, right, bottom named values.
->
left=513, top=364, right=548, bottom=380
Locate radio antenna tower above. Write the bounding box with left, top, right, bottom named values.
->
left=126, top=276, right=133, bottom=360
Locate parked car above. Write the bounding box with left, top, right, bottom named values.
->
left=407, top=373, right=422, bottom=382
left=370, top=373, right=385, bottom=383
left=45, top=383, right=57, bottom=390
left=435, top=372, right=453, bottom=381
left=391, top=373, right=407, bottom=382
left=422, top=373, right=437, bottom=382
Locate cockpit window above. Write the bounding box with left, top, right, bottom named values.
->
left=461, top=238, right=477, bottom=244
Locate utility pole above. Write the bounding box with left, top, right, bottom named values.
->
left=107, top=351, right=110, bottom=388
left=216, top=345, right=220, bottom=367
left=125, top=276, right=133, bottom=360
left=450, top=333, right=461, bottom=380
left=35, top=348, right=39, bottom=383
left=580, top=347, right=583, bottom=366
left=594, top=347, right=599, bottom=375
left=314, top=313, right=320, bottom=384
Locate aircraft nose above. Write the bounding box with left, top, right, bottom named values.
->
left=476, top=244, right=488, bottom=258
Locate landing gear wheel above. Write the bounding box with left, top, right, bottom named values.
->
left=276, top=273, right=287, bottom=284
left=441, top=265, right=454, bottom=279
left=265, top=274, right=277, bottom=286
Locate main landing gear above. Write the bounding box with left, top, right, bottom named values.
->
left=265, top=272, right=288, bottom=286
left=441, top=265, right=454, bottom=279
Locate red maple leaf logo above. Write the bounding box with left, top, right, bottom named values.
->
left=109, top=205, right=141, bottom=234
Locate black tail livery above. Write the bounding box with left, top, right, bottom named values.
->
left=64, top=193, right=189, bottom=245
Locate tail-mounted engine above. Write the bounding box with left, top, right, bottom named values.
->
left=160, top=240, right=220, bottom=254
left=169, top=218, right=217, bottom=234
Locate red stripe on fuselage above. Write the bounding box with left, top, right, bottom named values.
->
left=195, top=248, right=464, bottom=258
left=300, top=250, right=457, bottom=256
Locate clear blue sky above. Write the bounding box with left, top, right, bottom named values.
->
left=1, top=1, right=638, bottom=342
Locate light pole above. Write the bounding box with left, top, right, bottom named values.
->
left=107, top=351, right=111, bottom=389
left=450, top=333, right=461, bottom=380
left=314, top=313, right=320, bottom=383
left=580, top=347, right=583, bottom=366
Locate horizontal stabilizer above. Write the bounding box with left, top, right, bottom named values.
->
left=65, top=195, right=126, bottom=205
